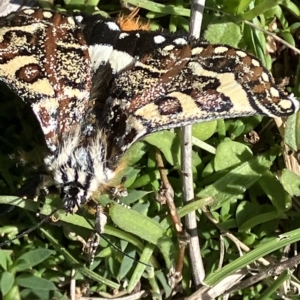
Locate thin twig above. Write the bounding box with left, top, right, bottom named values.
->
left=244, top=20, right=300, bottom=55
left=203, top=6, right=300, bottom=55
left=182, top=0, right=206, bottom=287
left=225, top=254, right=300, bottom=295
left=80, top=290, right=147, bottom=300
left=155, top=149, right=187, bottom=285
left=70, top=269, right=76, bottom=300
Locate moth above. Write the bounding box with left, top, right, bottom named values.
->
left=0, top=8, right=298, bottom=214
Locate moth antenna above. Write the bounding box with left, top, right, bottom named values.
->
left=0, top=208, right=60, bottom=247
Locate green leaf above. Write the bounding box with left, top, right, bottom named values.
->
left=258, top=171, right=291, bottom=212
left=16, top=274, right=56, bottom=290
left=117, top=246, right=136, bottom=281
left=222, top=0, right=253, bottom=15
left=256, top=271, right=290, bottom=300
left=284, top=112, right=300, bottom=151
left=282, top=0, right=300, bottom=18
left=192, top=121, right=217, bottom=141
left=1, top=271, right=14, bottom=296
left=242, top=0, right=281, bottom=20
left=127, top=243, right=155, bottom=293
left=0, top=251, right=12, bottom=271
left=199, top=154, right=274, bottom=210
left=204, top=18, right=242, bottom=47
left=109, top=203, right=167, bottom=245
left=281, top=169, right=300, bottom=196
left=123, top=0, right=190, bottom=17
left=144, top=131, right=179, bottom=165
left=236, top=202, right=279, bottom=232
left=214, top=141, right=253, bottom=171
left=15, top=249, right=53, bottom=272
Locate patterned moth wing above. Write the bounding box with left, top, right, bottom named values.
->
left=99, top=41, right=299, bottom=160
left=0, top=9, right=92, bottom=153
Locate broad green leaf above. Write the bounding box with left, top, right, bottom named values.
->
left=214, top=141, right=253, bottom=171
left=1, top=271, right=14, bottom=296
left=258, top=171, right=291, bottom=212
left=0, top=251, right=12, bottom=271
left=192, top=121, right=217, bottom=141
left=117, top=246, right=136, bottom=281
left=204, top=18, right=242, bottom=47
left=279, top=32, right=295, bottom=46
left=281, top=169, right=300, bottom=196
left=109, top=203, right=167, bottom=245
left=155, top=270, right=173, bottom=298
left=222, top=0, right=253, bottom=15
left=123, top=141, right=147, bottom=165
left=285, top=112, right=300, bottom=151
left=109, top=203, right=173, bottom=267
left=236, top=202, right=279, bottom=232
left=15, top=249, right=53, bottom=272
left=16, top=274, right=56, bottom=290
left=242, top=0, right=281, bottom=20
left=282, top=0, right=300, bottom=18
left=199, top=154, right=274, bottom=210
left=123, top=0, right=190, bottom=16
left=145, top=131, right=178, bottom=165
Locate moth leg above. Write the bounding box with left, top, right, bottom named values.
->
left=84, top=232, right=100, bottom=265
left=34, top=175, right=54, bottom=217
left=16, top=173, right=53, bottom=216
left=84, top=205, right=107, bottom=264
left=109, top=185, right=128, bottom=199
left=107, top=176, right=128, bottom=201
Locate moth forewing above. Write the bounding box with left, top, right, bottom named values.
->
left=104, top=43, right=299, bottom=155
left=0, top=9, right=92, bottom=153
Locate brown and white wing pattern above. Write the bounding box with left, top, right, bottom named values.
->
left=0, top=9, right=92, bottom=153
left=101, top=42, right=298, bottom=158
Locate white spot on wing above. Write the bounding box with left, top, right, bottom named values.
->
left=214, top=46, right=228, bottom=54
left=106, top=21, right=120, bottom=31
left=251, top=59, right=260, bottom=67
left=119, top=33, right=129, bottom=39
left=154, top=35, right=166, bottom=44
left=67, top=16, right=75, bottom=26
left=288, top=94, right=299, bottom=112
left=261, top=72, right=269, bottom=82
left=191, top=47, right=204, bottom=55
left=24, top=9, right=35, bottom=15
left=88, top=44, right=113, bottom=72
left=109, top=50, right=135, bottom=73
left=75, top=15, right=83, bottom=23
left=42, top=11, right=53, bottom=18
left=173, top=38, right=187, bottom=45
left=236, top=51, right=247, bottom=58
left=270, top=87, right=279, bottom=97
left=163, top=44, right=175, bottom=51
